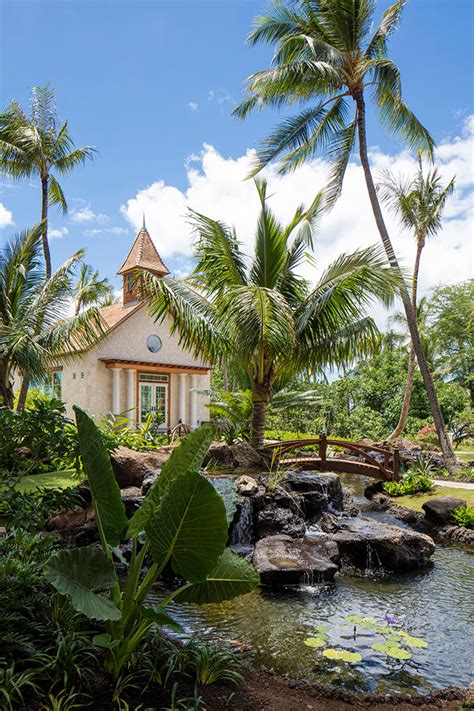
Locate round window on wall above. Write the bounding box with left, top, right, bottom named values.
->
left=146, top=335, right=162, bottom=353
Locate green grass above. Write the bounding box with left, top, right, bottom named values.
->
left=455, top=452, right=474, bottom=464
left=396, top=485, right=474, bottom=512
left=14, top=469, right=77, bottom=492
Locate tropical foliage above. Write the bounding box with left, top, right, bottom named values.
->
left=233, top=0, right=455, bottom=465
left=0, top=225, right=106, bottom=410
left=44, top=408, right=259, bottom=678
left=0, top=85, right=94, bottom=277
left=142, top=179, right=399, bottom=445
left=378, top=159, right=455, bottom=439
left=73, top=263, right=113, bottom=315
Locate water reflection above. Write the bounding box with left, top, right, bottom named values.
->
left=148, top=472, right=474, bottom=693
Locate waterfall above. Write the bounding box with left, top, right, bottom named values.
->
left=365, top=542, right=383, bottom=575
left=230, top=498, right=254, bottom=546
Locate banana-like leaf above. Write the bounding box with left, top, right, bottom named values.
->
left=173, top=548, right=260, bottom=604
left=146, top=470, right=227, bottom=582
left=127, top=423, right=215, bottom=537
left=138, top=605, right=184, bottom=632
left=44, top=547, right=121, bottom=621
left=74, top=406, right=128, bottom=546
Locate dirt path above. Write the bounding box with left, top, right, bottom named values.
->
left=201, top=671, right=467, bottom=710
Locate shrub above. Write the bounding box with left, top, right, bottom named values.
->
left=0, top=397, right=82, bottom=480
left=450, top=505, right=474, bottom=529
left=383, top=462, right=434, bottom=497
left=0, top=487, right=83, bottom=531
left=99, top=410, right=168, bottom=451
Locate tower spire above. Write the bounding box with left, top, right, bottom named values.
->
left=142, top=213, right=146, bottom=230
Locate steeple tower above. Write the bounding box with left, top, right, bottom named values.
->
left=117, top=222, right=169, bottom=305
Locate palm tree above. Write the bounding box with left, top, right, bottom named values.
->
left=233, top=0, right=457, bottom=466
left=379, top=160, right=454, bottom=439
left=0, top=224, right=106, bottom=411
left=0, top=85, right=95, bottom=277
left=141, top=179, right=399, bottom=446
left=73, top=262, right=113, bottom=315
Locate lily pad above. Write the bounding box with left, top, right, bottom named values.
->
left=372, top=642, right=411, bottom=660
left=384, top=646, right=412, bottom=660
left=315, top=625, right=329, bottom=632
left=345, top=615, right=376, bottom=628
left=395, top=631, right=428, bottom=648
left=323, top=648, right=362, bottom=663
left=304, top=636, right=326, bottom=649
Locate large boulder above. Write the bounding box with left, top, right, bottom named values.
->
left=203, top=441, right=269, bottom=469
left=253, top=534, right=339, bottom=585
left=319, top=513, right=435, bottom=572
left=255, top=505, right=306, bottom=539
left=111, top=446, right=169, bottom=488
left=422, top=496, right=466, bottom=525
left=230, top=442, right=265, bottom=468
left=285, top=472, right=344, bottom=512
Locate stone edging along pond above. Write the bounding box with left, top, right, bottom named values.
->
left=366, top=490, right=474, bottom=548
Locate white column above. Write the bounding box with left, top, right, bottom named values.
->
left=178, top=373, right=187, bottom=423
left=190, top=374, right=198, bottom=429
left=126, top=369, right=136, bottom=427
left=111, top=367, right=122, bottom=414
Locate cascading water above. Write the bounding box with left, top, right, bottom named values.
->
left=230, top=497, right=254, bottom=547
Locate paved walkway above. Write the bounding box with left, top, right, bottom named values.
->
left=433, top=479, right=474, bottom=490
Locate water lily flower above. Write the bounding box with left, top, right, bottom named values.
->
left=385, top=614, right=396, bottom=625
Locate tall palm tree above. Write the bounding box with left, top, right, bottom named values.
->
left=233, top=0, right=457, bottom=466
left=0, top=85, right=95, bottom=277
left=0, top=224, right=106, bottom=411
left=141, top=179, right=399, bottom=446
left=73, top=262, right=113, bottom=315
left=379, top=160, right=454, bottom=439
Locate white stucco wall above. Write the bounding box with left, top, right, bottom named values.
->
left=57, top=305, right=211, bottom=427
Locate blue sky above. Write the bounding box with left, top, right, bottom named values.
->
left=1, top=0, right=473, bottom=297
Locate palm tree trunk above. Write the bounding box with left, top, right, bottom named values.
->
left=41, top=174, right=52, bottom=279
left=0, top=363, right=14, bottom=409
left=355, top=93, right=456, bottom=468
left=250, top=397, right=267, bottom=447
left=16, top=376, right=30, bottom=413
left=388, top=240, right=424, bottom=441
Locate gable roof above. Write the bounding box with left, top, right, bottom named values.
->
left=117, top=226, right=170, bottom=277
left=99, top=301, right=142, bottom=331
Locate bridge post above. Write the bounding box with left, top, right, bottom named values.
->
left=393, top=448, right=400, bottom=481
left=319, top=431, right=327, bottom=471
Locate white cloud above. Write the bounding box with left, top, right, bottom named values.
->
left=121, top=116, right=474, bottom=326
left=84, top=226, right=129, bottom=237
left=0, top=203, right=13, bottom=228
left=208, top=88, right=234, bottom=105
left=71, top=205, right=109, bottom=224
left=187, top=101, right=199, bottom=112
left=49, top=227, right=69, bottom=239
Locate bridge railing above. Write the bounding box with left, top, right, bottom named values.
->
left=263, top=433, right=400, bottom=481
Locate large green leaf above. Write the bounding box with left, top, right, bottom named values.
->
left=146, top=470, right=227, bottom=582
left=74, top=406, right=127, bottom=546
left=127, top=423, right=215, bottom=537
left=173, top=549, right=260, bottom=604
left=44, top=547, right=121, bottom=621
left=138, top=605, right=184, bottom=632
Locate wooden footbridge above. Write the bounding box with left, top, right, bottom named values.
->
left=263, top=433, right=401, bottom=481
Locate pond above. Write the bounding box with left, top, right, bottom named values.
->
left=148, top=472, right=474, bottom=695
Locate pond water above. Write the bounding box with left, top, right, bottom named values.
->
left=148, top=472, right=474, bottom=694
